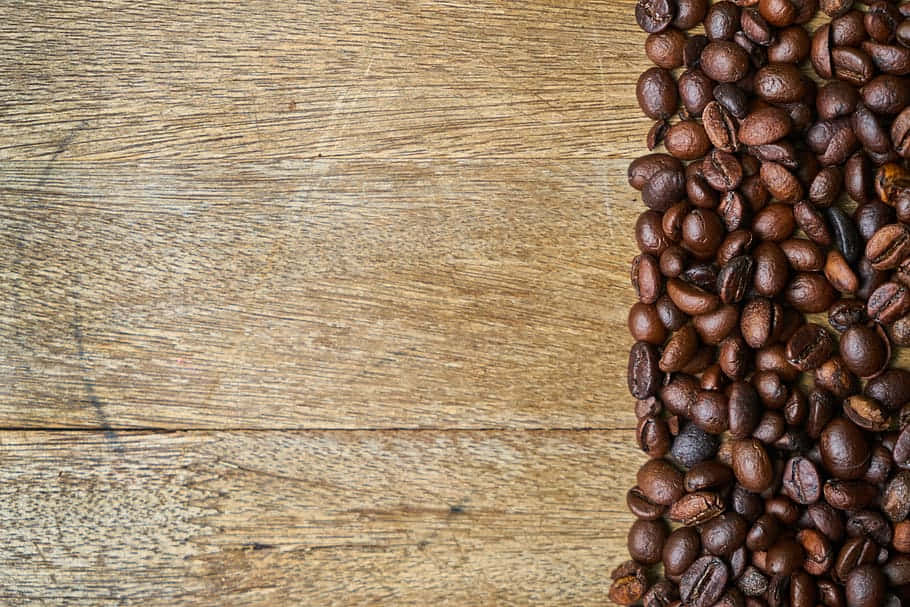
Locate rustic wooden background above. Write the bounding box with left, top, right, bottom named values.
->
left=0, top=1, right=650, bottom=604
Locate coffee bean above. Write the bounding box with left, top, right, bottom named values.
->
left=855, top=200, right=895, bottom=242
left=636, top=0, right=677, bottom=33
left=679, top=556, right=728, bottom=607
left=739, top=106, right=792, bottom=146
left=667, top=277, right=720, bottom=315
left=754, top=62, right=807, bottom=103
left=714, top=82, right=750, bottom=119
left=694, top=304, right=739, bottom=345
left=846, top=510, right=893, bottom=546
left=641, top=579, right=679, bottom=607
left=826, top=206, right=862, bottom=264
left=646, top=28, right=687, bottom=69
left=663, top=526, right=701, bottom=576
left=843, top=395, right=892, bottom=431
left=673, top=0, right=706, bottom=30
left=629, top=341, right=664, bottom=399
left=868, top=281, right=910, bottom=324
left=863, top=74, right=910, bottom=115
left=768, top=537, right=806, bottom=576
left=678, top=68, right=715, bottom=117
left=770, top=24, right=811, bottom=64
left=892, top=107, right=910, bottom=157
left=609, top=560, right=648, bottom=605
left=866, top=368, right=910, bottom=411
left=785, top=272, right=837, bottom=313
left=825, top=250, right=859, bottom=294
left=816, top=355, right=858, bottom=398
left=781, top=456, right=822, bottom=504
left=737, top=566, right=770, bottom=596
left=638, top=67, right=679, bottom=120
left=660, top=324, right=699, bottom=372
left=845, top=565, right=886, bottom=607
left=809, top=166, right=844, bottom=207
left=754, top=203, right=796, bottom=242
left=829, top=298, right=868, bottom=332
left=798, top=527, right=835, bottom=575
left=862, top=443, right=892, bottom=485
left=821, top=417, right=870, bottom=480
left=853, top=104, right=891, bottom=154
left=629, top=153, right=684, bottom=190
left=642, top=167, right=687, bottom=211
left=808, top=117, right=859, bottom=166
left=691, top=389, right=729, bottom=434
left=840, top=324, right=890, bottom=379
left=780, top=238, right=824, bottom=272
left=701, top=512, right=748, bottom=557
left=732, top=438, right=774, bottom=492
left=628, top=518, right=668, bottom=564
left=833, top=46, right=876, bottom=86
left=702, top=101, right=739, bottom=153
left=627, top=485, right=668, bottom=520
left=637, top=458, right=685, bottom=506
left=629, top=302, right=667, bottom=344
left=717, top=256, right=754, bottom=305
left=821, top=0, right=853, bottom=17
left=705, top=2, right=741, bottom=41
left=794, top=200, right=834, bottom=247
left=883, top=471, right=910, bottom=522
left=741, top=297, right=783, bottom=349
left=824, top=479, right=878, bottom=510
left=671, top=421, right=720, bottom=468
left=867, top=223, right=910, bottom=270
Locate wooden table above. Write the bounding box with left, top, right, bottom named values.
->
left=1, top=2, right=650, bottom=604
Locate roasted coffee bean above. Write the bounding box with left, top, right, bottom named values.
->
left=717, top=256, right=754, bottom=305
left=769, top=25, right=810, bottom=63
left=673, top=0, right=706, bottom=30
left=629, top=153, right=684, bottom=190
left=700, top=512, right=749, bottom=559
left=845, top=151, right=874, bottom=204
left=714, top=82, right=750, bottom=119
left=843, top=395, right=892, bottom=431
left=684, top=461, right=733, bottom=492
left=635, top=397, right=660, bottom=420
left=629, top=341, right=663, bottom=399
left=752, top=409, right=786, bottom=443
left=631, top=254, right=662, bottom=305
left=683, top=33, right=710, bottom=68
left=808, top=118, right=859, bottom=166
left=821, top=417, right=870, bottom=480
left=702, top=101, right=740, bottom=153
left=701, top=40, right=751, bottom=82
left=628, top=518, right=668, bottom=564
left=784, top=389, right=808, bottom=425
left=749, top=140, right=798, bottom=168
left=893, top=107, right=910, bottom=157
left=767, top=537, right=806, bottom=576
left=718, top=190, right=749, bottom=231
left=818, top=81, right=860, bottom=120
left=894, top=425, right=910, bottom=469
left=754, top=62, right=807, bottom=103
left=815, top=355, right=858, bottom=398
left=636, top=0, right=677, bottom=33
left=785, top=323, right=834, bottom=371
left=853, top=104, right=891, bottom=154
left=890, top=313, right=910, bottom=345
left=706, top=1, right=741, bottom=41
left=728, top=380, right=762, bottom=439
left=636, top=210, right=670, bottom=255
left=782, top=456, right=822, bottom=504
left=737, top=566, right=770, bottom=596
left=739, top=106, right=792, bottom=146
left=671, top=421, right=720, bottom=468
left=663, top=526, right=702, bottom=576
left=741, top=297, right=783, bottom=349
left=821, top=0, right=853, bottom=17
left=637, top=458, right=685, bottom=506
left=752, top=241, right=789, bottom=297
left=785, top=272, right=837, bottom=313
left=810, top=166, right=844, bottom=207
left=609, top=559, right=648, bottom=605
left=847, top=510, right=893, bottom=546
left=824, top=479, right=878, bottom=510
left=825, top=250, right=859, bottom=294
left=866, top=1, right=900, bottom=43
left=747, top=514, right=781, bottom=552
left=883, top=471, right=910, bottom=522
left=661, top=374, right=700, bottom=416
left=686, top=175, right=717, bottom=211
left=833, top=46, right=875, bottom=86
left=780, top=238, right=824, bottom=272
left=798, top=528, right=834, bottom=575
left=691, top=389, right=729, bottom=434
left=840, top=324, right=890, bottom=379
left=845, top=565, right=886, bottom=607
left=641, top=579, right=679, bottom=607
left=647, top=28, right=687, bottom=68
left=627, top=485, right=668, bottom=520
left=702, top=149, right=743, bottom=192
left=732, top=438, right=774, bottom=492
left=753, top=203, right=795, bottom=242
left=761, top=162, right=803, bottom=203
left=669, top=491, right=726, bottom=526
left=664, top=120, right=710, bottom=160
left=826, top=206, right=862, bottom=264
left=629, top=302, right=667, bottom=344
left=638, top=67, right=678, bottom=120
left=863, top=74, right=910, bottom=115
left=679, top=556, right=728, bottom=607
left=855, top=200, right=895, bottom=242
left=866, top=369, right=910, bottom=412
left=637, top=415, right=673, bottom=457
left=667, top=278, right=720, bottom=315
left=678, top=68, right=715, bottom=116
left=867, top=223, right=910, bottom=270
left=794, top=200, right=834, bottom=247
left=862, top=444, right=892, bottom=485
left=829, top=299, right=868, bottom=332
left=868, top=281, right=910, bottom=324
left=694, top=305, right=739, bottom=344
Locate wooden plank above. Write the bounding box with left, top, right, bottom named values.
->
left=0, top=159, right=639, bottom=429
left=0, top=0, right=650, bottom=161
left=0, top=430, right=643, bottom=605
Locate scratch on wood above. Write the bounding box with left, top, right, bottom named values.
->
left=72, top=301, right=121, bottom=452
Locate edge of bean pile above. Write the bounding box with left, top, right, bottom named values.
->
left=613, top=1, right=910, bottom=606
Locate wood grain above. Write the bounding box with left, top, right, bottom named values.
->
left=0, top=159, right=639, bottom=429
left=0, top=0, right=650, bottom=161
left=1, top=430, right=643, bottom=605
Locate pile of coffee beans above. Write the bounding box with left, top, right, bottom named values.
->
left=612, top=1, right=910, bottom=606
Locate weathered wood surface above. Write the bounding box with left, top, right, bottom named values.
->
left=0, top=0, right=658, bottom=603
left=1, top=430, right=642, bottom=605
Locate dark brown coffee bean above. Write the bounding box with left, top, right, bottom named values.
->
left=835, top=536, right=879, bottom=582
left=627, top=485, right=668, bottom=520
left=754, top=62, right=807, bottom=103
left=867, top=223, right=910, bottom=270
left=667, top=278, right=720, bottom=315
left=798, top=528, right=835, bottom=575
left=747, top=513, right=781, bottom=552
left=767, top=537, right=806, bottom=576
left=826, top=206, right=862, bottom=265
left=844, top=395, right=892, bottom=431
left=749, top=141, right=799, bottom=169
left=647, top=28, right=687, bottom=69
left=678, top=68, right=715, bottom=116
left=702, top=101, right=739, bottom=153
left=818, top=80, right=860, bottom=121
left=779, top=239, right=824, bottom=272
left=661, top=374, right=699, bottom=417
left=866, top=369, right=910, bottom=411
left=840, top=324, right=890, bottom=379
left=751, top=241, right=788, bottom=297
left=832, top=46, right=876, bottom=86
left=663, top=526, right=702, bottom=576
left=702, top=151, right=743, bottom=194
left=825, top=479, right=878, bottom=510
left=638, top=415, right=673, bottom=458
left=671, top=421, right=719, bottom=468
left=719, top=334, right=750, bottom=379
left=863, top=74, right=910, bottom=115
left=825, top=250, right=860, bottom=294
left=664, top=120, right=710, bottom=160
left=769, top=25, right=810, bottom=63
left=812, top=23, right=835, bottom=79
left=636, top=210, right=670, bottom=255
left=761, top=161, right=803, bottom=203
left=853, top=104, right=892, bottom=155
left=892, top=107, right=910, bottom=157
left=862, top=444, right=892, bottom=485
left=638, top=67, right=679, bottom=120
left=883, top=470, right=910, bottom=522
left=753, top=203, right=795, bottom=242
left=701, top=512, right=748, bottom=557
left=629, top=302, right=667, bottom=344
left=816, top=356, right=858, bottom=398
left=807, top=501, right=846, bottom=543
left=809, top=166, right=844, bottom=207
left=694, top=305, right=739, bottom=345
left=847, top=510, right=893, bottom=546
left=642, top=579, right=679, bottom=607
left=684, top=461, right=733, bottom=493
left=785, top=323, right=834, bottom=372
left=629, top=153, right=684, bottom=190
left=739, top=106, right=792, bottom=146
left=637, top=458, right=684, bottom=506
left=868, top=281, right=910, bottom=324
left=691, top=390, right=729, bottom=434
left=727, top=381, right=761, bottom=440
left=821, top=417, right=870, bottom=480
left=718, top=190, right=749, bottom=231
left=632, top=254, right=662, bottom=305
left=793, top=200, right=834, bottom=247
left=737, top=566, right=770, bottom=597
left=785, top=272, right=837, bottom=313
left=674, top=0, right=707, bottom=29
left=609, top=560, right=648, bottom=605
left=845, top=565, right=886, bottom=607
left=741, top=297, right=783, bottom=349
left=635, top=397, right=662, bottom=421
left=855, top=200, right=896, bottom=242
left=669, top=491, right=726, bottom=527
left=883, top=554, right=910, bottom=586
left=753, top=370, right=789, bottom=409
left=714, top=82, right=750, bottom=119
left=895, top=425, right=910, bottom=469
left=829, top=299, right=868, bottom=332
left=752, top=409, right=787, bottom=443
left=636, top=0, right=677, bottom=33
left=706, top=2, right=741, bottom=41
left=864, top=40, right=910, bottom=75
left=845, top=151, right=874, bottom=204
left=732, top=438, right=774, bottom=492
left=717, top=256, right=754, bottom=304
left=628, top=518, right=668, bottom=564
left=680, top=556, right=728, bottom=607
left=629, top=341, right=664, bottom=399
left=808, top=117, right=860, bottom=167
left=821, top=0, right=853, bottom=17
left=867, top=1, right=901, bottom=43
left=784, top=388, right=808, bottom=425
